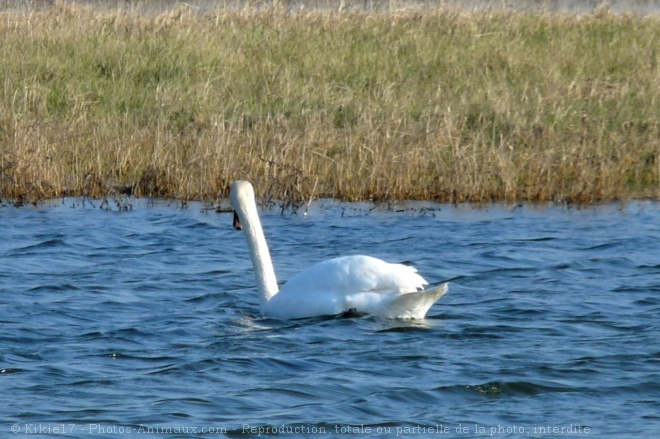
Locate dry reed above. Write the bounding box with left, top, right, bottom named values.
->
left=0, top=2, right=658, bottom=204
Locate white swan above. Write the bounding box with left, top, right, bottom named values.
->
left=230, top=180, right=448, bottom=320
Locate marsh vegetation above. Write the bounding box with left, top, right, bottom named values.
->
left=1, top=2, right=658, bottom=204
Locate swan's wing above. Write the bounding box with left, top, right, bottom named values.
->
left=283, top=255, right=427, bottom=295
left=265, top=255, right=440, bottom=320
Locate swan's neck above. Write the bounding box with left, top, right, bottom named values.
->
left=239, top=202, right=279, bottom=307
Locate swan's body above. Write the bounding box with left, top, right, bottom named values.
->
left=230, top=180, right=448, bottom=320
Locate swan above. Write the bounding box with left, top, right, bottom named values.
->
left=230, top=180, right=448, bottom=320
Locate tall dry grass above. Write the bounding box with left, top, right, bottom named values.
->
left=0, top=2, right=658, bottom=204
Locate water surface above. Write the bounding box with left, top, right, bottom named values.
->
left=1, top=199, right=659, bottom=437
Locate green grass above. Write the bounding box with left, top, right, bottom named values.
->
left=0, top=3, right=658, bottom=204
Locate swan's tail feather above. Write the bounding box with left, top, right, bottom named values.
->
left=386, top=283, right=449, bottom=319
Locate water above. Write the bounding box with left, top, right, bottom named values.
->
left=1, top=198, right=659, bottom=438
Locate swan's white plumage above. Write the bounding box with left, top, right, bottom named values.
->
left=230, top=180, right=448, bottom=320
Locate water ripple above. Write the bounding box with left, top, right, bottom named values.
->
left=0, top=200, right=658, bottom=437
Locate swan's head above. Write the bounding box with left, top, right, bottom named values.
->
left=230, top=180, right=256, bottom=231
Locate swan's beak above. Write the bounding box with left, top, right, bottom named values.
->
left=232, top=211, right=242, bottom=231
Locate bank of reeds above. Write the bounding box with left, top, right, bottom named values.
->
left=0, top=2, right=658, bottom=204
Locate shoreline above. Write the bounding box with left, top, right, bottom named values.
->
left=4, top=195, right=658, bottom=213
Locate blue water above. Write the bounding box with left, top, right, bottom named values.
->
left=1, top=199, right=659, bottom=438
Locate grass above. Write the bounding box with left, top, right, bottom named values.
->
left=0, top=1, right=658, bottom=205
